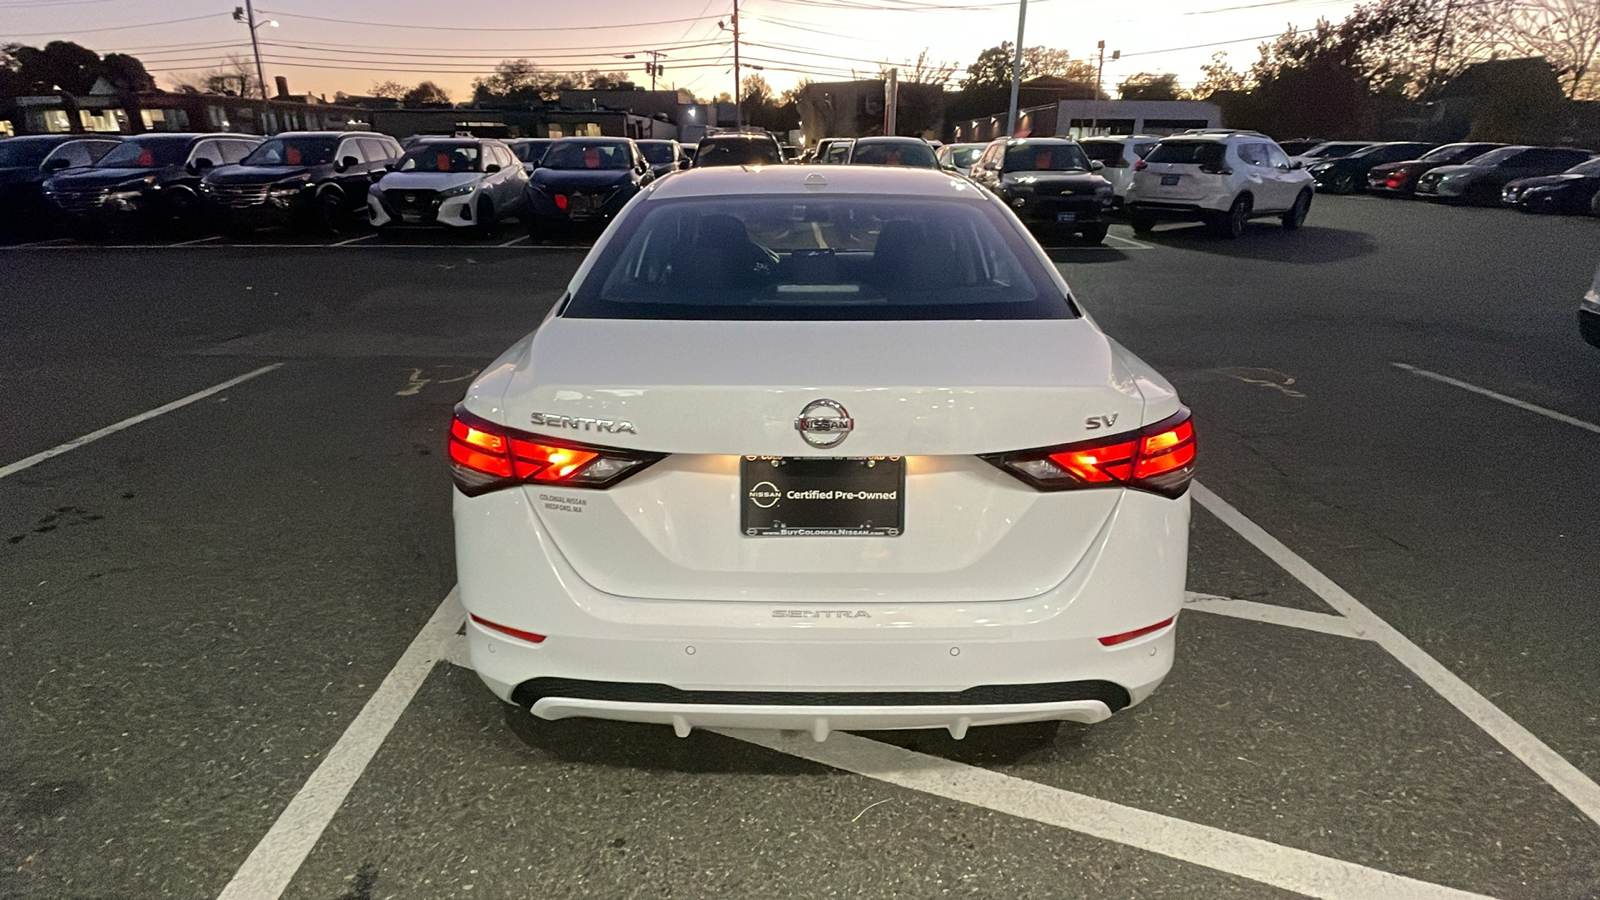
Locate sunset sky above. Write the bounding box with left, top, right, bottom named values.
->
left=3, top=0, right=1362, bottom=101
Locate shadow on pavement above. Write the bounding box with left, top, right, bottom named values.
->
left=1042, top=246, right=1130, bottom=264
left=1140, top=223, right=1377, bottom=264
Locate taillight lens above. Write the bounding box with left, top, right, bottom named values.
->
left=1133, top=158, right=1147, bottom=171
left=449, top=405, right=663, bottom=496
left=982, top=409, right=1195, bottom=498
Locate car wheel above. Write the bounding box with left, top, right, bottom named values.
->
left=1334, top=172, right=1358, bottom=194
left=1077, top=224, right=1109, bottom=245
left=1129, top=209, right=1156, bottom=233
left=165, top=189, right=201, bottom=233
left=477, top=198, right=498, bottom=237
left=1211, top=195, right=1251, bottom=238
left=1281, top=190, right=1312, bottom=230
left=316, top=188, right=349, bottom=234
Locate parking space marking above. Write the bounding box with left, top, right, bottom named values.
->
left=1107, top=232, right=1155, bottom=250
left=723, top=729, right=1494, bottom=900
left=1183, top=591, right=1365, bottom=639
left=217, top=589, right=465, bottom=900
left=0, top=363, right=284, bottom=481
left=1193, top=482, right=1600, bottom=828
left=1393, top=362, right=1600, bottom=435
left=331, top=233, right=377, bottom=247
left=170, top=235, right=222, bottom=247
left=497, top=234, right=530, bottom=248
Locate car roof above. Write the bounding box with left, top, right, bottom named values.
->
left=552, top=136, right=631, bottom=144
left=701, top=133, right=776, bottom=141
left=1000, top=137, right=1080, bottom=145
left=1082, top=134, right=1158, bottom=141
left=271, top=131, right=389, bottom=139
left=854, top=136, right=929, bottom=144
left=647, top=165, right=971, bottom=201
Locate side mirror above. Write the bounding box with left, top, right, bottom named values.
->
left=679, top=159, right=691, bottom=170
left=485, top=163, right=501, bottom=174
left=43, top=157, right=71, bottom=172
left=1090, top=160, right=1105, bottom=171
left=336, top=155, right=359, bottom=171
left=188, top=157, right=215, bottom=176
left=1290, top=161, right=1304, bottom=170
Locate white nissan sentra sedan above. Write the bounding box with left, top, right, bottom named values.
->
left=451, top=165, right=1193, bottom=741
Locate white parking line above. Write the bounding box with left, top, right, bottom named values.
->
left=1193, top=482, right=1600, bottom=829
left=170, top=235, right=222, bottom=247
left=1392, top=362, right=1600, bottom=435
left=1107, top=232, right=1155, bottom=250
left=216, top=589, right=465, bottom=900
left=497, top=234, right=530, bottom=248
left=724, top=729, right=1495, bottom=900
left=1183, top=591, right=1365, bottom=639
left=0, top=363, right=283, bottom=481
left=331, top=233, right=377, bottom=247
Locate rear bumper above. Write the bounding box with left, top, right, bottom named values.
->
left=454, top=482, right=1188, bottom=736
left=1580, top=291, right=1600, bottom=348
left=1126, top=200, right=1218, bottom=221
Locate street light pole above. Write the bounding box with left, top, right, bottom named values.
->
left=1005, top=0, right=1027, bottom=138
left=719, top=1, right=742, bottom=129
left=233, top=2, right=277, bottom=101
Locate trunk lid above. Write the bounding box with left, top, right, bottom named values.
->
left=492, top=318, right=1148, bottom=603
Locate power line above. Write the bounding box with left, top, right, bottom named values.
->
left=0, top=12, right=222, bottom=37
left=257, top=9, right=724, bottom=32
left=255, top=37, right=727, bottom=60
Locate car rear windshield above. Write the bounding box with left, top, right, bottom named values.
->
left=696, top=139, right=783, bottom=167
left=565, top=195, right=1074, bottom=321
left=95, top=138, right=189, bottom=168
left=398, top=142, right=482, bottom=173
left=637, top=142, right=677, bottom=165
left=1004, top=143, right=1090, bottom=172
left=242, top=137, right=338, bottom=167
left=510, top=140, right=551, bottom=162
left=543, top=141, right=632, bottom=170
left=851, top=141, right=938, bottom=168
left=1145, top=141, right=1226, bottom=166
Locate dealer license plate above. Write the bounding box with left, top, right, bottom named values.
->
left=400, top=212, right=422, bottom=223
left=1160, top=174, right=1181, bottom=186
left=741, top=456, right=904, bottom=537
left=1056, top=212, right=1076, bottom=223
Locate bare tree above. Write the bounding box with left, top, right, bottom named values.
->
left=878, top=49, right=957, bottom=87
left=169, top=54, right=259, bottom=97
left=370, top=80, right=406, bottom=100
left=1479, top=0, right=1600, bottom=98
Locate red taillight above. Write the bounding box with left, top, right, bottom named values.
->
left=554, top=194, right=568, bottom=210
left=449, top=405, right=662, bottom=496
left=983, top=409, right=1195, bottom=498
left=1385, top=171, right=1410, bottom=188
left=470, top=613, right=546, bottom=644
left=1099, top=616, right=1175, bottom=646
left=1133, top=158, right=1147, bottom=172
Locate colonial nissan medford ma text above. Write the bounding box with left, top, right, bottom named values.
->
left=451, top=166, right=1194, bottom=741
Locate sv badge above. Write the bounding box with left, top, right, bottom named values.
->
left=1085, top=414, right=1119, bottom=430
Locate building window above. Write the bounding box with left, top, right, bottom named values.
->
left=207, top=105, right=226, bottom=127
left=140, top=108, right=190, bottom=131
left=78, top=108, right=125, bottom=133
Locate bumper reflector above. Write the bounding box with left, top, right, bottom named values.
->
left=1098, top=616, right=1175, bottom=646
left=470, top=613, right=546, bottom=645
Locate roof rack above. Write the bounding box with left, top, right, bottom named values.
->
left=1175, top=128, right=1268, bottom=137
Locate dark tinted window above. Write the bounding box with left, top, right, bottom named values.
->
left=1567, top=158, right=1600, bottom=175
left=637, top=141, right=677, bottom=165
left=0, top=139, right=65, bottom=167
left=510, top=140, right=551, bottom=163
left=95, top=138, right=191, bottom=168
left=567, top=195, right=1073, bottom=322
left=695, top=137, right=783, bottom=167
left=1079, top=141, right=1124, bottom=165
left=1003, top=142, right=1090, bottom=172
left=851, top=141, right=938, bottom=168
left=543, top=141, right=632, bottom=170
left=41, top=141, right=102, bottom=169
left=243, top=137, right=339, bottom=166
left=1422, top=143, right=1498, bottom=164
left=948, top=146, right=984, bottom=168
left=1464, top=147, right=1523, bottom=167
left=1145, top=141, right=1226, bottom=166
left=398, top=142, right=481, bottom=172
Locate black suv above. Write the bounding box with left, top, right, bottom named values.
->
left=43, top=133, right=261, bottom=234
left=0, top=134, right=121, bottom=238
left=692, top=132, right=785, bottom=167
left=968, top=137, right=1115, bottom=244
left=523, top=137, right=654, bottom=238
left=201, top=131, right=402, bottom=233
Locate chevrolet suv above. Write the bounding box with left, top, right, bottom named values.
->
left=968, top=137, right=1114, bottom=244
left=1126, top=131, right=1313, bottom=238
left=202, top=131, right=402, bottom=234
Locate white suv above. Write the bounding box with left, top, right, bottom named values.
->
left=1079, top=135, right=1158, bottom=207
left=1125, top=131, right=1314, bottom=238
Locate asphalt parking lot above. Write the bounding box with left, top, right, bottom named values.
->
left=3, top=195, right=1599, bottom=900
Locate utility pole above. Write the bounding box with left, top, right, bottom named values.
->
left=721, top=1, right=741, bottom=129
left=1005, top=0, right=1027, bottom=138
left=233, top=2, right=276, bottom=101
left=1091, top=40, right=1118, bottom=136
left=884, top=67, right=898, bottom=135
left=621, top=51, right=668, bottom=91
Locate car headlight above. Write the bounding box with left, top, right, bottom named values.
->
left=439, top=183, right=476, bottom=199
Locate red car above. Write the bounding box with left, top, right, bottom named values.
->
left=1366, top=142, right=1503, bottom=197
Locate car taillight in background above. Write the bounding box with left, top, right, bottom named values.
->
left=1133, top=158, right=1147, bottom=171
left=449, top=405, right=663, bottom=496
left=982, top=409, right=1195, bottom=498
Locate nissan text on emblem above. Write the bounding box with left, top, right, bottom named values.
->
left=794, top=399, right=853, bottom=449
left=748, top=481, right=782, bottom=509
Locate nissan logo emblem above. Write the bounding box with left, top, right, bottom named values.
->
left=795, top=399, right=853, bottom=449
